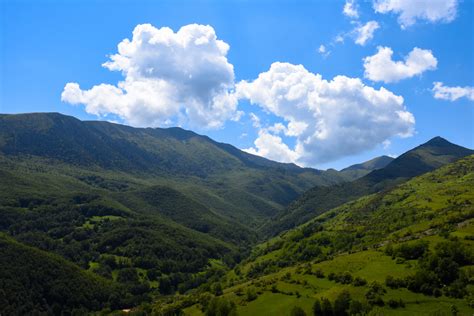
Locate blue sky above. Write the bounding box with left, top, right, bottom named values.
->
left=1, top=0, right=473, bottom=169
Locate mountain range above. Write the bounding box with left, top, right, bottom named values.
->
left=0, top=112, right=472, bottom=315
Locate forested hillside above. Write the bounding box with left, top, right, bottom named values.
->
left=159, top=155, right=474, bottom=315
left=0, top=113, right=349, bottom=312
left=263, top=137, right=474, bottom=237
left=0, top=234, right=123, bottom=314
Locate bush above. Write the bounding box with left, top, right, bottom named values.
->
left=245, top=287, right=258, bottom=302
left=315, top=268, right=325, bottom=278
left=353, top=276, right=367, bottom=287
left=392, top=240, right=429, bottom=260
left=386, top=298, right=405, bottom=308
left=291, top=306, right=307, bottom=316
left=366, top=281, right=386, bottom=306
left=328, top=272, right=336, bottom=281
left=334, top=290, right=351, bottom=315
left=348, top=300, right=365, bottom=315
left=385, top=275, right=406, bottom=289
left=205, top=297, right=237, bottom=316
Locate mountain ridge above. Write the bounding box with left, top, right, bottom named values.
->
left=262, top=136, right=474, bottom=236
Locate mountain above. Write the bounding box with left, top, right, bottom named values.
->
left=0, top=112, right=319, bottom=176
left=339, top=155, right=394, bottom=180
left=0, top=112, right=353, bottom=310
left=165, top=155, right=474, bottom=315
left=0, top=112, right=346, bottom=225
left=2, top=112, right=473, bottom=314
left=262, top=136, right=474, bottom=236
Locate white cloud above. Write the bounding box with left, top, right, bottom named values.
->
left=61, top=23, right=240, bottom=129
left=237, top=62, right=415, bottom=165
left=343, top=0, right=359, bottom=19
left=432, top=82, right=474, bottom=101
left=354, top=21, right=380, bottom=46
left=318, top=44, right=331, bottom=58
left=334, top=34, right=345, bottom=44
left=249, top=112, right=261, bottom=128
left=373, top=0, right=459, bottom=29
left=243, top=130, right=299, bottom=164
left=363, top=46, right=437, bottom=83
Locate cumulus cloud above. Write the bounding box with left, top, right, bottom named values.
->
left=354, top=21, right=380, bottom=46
left=343, top=0, right=359, bottom=19
left=373, top=0, right=459, bottom=29
left=432, top=82, right=474, bottom=101
left=243, top=130, right=299, bottom=163
left=61, top=23, right=240, bottom=128
left=237, top=62, right=415, bottom=165
left=363, top=46, right=437, bottom=83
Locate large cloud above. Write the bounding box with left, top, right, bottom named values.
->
left=363, top=46, right=437, bottom=83
left=373, top=0, right=459, bottom=29
left=62, top=24, right=240, bottom=128
left=432, top=82, right=474, bottom=102
left=237, top=62, right=415, bottom=165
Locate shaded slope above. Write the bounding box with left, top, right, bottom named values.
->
left=263, top=137, right=473, bottom=236
left=339, top=155, right=394, bottom=180
left=0, top=234, right=121, bottom=314
left=116, top=185, right=256, bottom=245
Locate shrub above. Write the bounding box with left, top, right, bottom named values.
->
left=353, top=276, right=367, bottom=287
left=315, top=268, right=325, bottom=278
left=205, top=297, right=236, bottom=316
left=290, top=306, right=307, bottom=316
left=334, top=290, right=351, bottom=315
left=245, top=287, right=258, bottom=302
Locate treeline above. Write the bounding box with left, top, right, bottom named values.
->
left=385, top=239, right=473, bottom=299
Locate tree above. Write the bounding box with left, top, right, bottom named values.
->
left=313, top=299, right=322, bottom=316
left=245, top=287, right=257, bottom=302
left=158, top=276, right=173, bottom=295
left=205, top=297, right=236, bottom=316
left=213, top=283, right=223, bottom=296
left=348, top=300, right=364, bottom=315
left=321, top=297, right=333, bottom=316
left=291, top=306, right=307, bottom=316
left=334, top=290, right=351, bottom=316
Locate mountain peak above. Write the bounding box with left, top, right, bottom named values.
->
left=423, top=136, right=453, bottom=147
left=341, top=155, right=394, bottom=172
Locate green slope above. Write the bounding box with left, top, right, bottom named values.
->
left=263, top=137, right=474, bottom=237
left=162, top=155, right=474, bottom=316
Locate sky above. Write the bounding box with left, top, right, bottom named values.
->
left=1, top=0, right=473, bottom=170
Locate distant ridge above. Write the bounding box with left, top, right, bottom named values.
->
left=263, top=136, right=474, bottom=236
left=340, top=155, right=394, bottom=180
